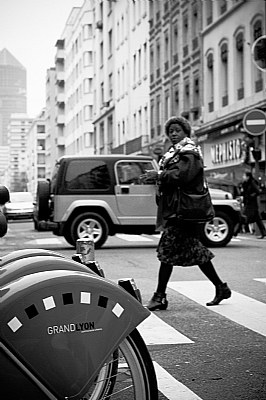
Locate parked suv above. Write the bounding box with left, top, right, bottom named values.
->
left=34, top=155, right=242, bottom=248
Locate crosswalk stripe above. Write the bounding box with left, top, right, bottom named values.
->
left=26, top=238, right=65, bottom=245
left=254, top=278, right=266, bottom=284
left=138, top=312, right=193, bottom=345
left=116, top=234, right=153, bottom=242
left=168, top=281, right=266, bottom=337
left=153, top=362, right=202, bottom=400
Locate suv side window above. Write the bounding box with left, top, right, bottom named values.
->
left=65, top=160, right=111, bottom=190
left=115, top=161, right=155, bottom=185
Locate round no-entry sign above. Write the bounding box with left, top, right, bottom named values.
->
left=243, top=109, right=266, bottom=136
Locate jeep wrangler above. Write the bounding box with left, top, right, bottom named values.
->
left=34, top=154, right=242, bottom=248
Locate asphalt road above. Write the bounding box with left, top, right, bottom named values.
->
left=1, top=220, right=266, bottom=400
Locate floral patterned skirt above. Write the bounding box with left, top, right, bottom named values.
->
left=157, top=220, right=214, bottom=266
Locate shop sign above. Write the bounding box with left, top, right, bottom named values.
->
left=211, top=138, right=242, bottom=165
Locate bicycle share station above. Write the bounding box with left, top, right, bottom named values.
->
left=0, top=185, right=158, bottom=400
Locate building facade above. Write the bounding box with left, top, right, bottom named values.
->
left=93, top=0, right=150, bottom=155
left=197, top=0, right=266, bottom=183
left=149, top=0, right=203, bottom=156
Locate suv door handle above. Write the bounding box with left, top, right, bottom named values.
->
left=121, top=187, right=129, bottom=194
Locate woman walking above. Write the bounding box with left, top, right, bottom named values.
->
left=142, top=116, right=231, bottom=311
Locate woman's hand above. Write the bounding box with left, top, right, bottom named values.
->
left=139, top=170, right=159, bottom=184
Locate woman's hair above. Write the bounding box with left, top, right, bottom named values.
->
left=165, top=116, right=191, bottom=137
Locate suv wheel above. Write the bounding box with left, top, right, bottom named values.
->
left=66, top=212, right=109, bottom=248
left=200, top=210, right=234, bottom=247
left=36, top=181, right=50, bottom=221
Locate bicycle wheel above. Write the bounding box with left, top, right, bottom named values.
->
left=84, top=329, right=158, bottom=400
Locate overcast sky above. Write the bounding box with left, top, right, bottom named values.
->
left=0, top=0, right=83, bottom=118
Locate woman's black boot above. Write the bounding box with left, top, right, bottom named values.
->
left=206, top=283, right=231, bottom=306
left=146, top=292, right=168, bottom=311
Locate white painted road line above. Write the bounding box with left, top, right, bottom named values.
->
left=168, top=281, right=266, bottom=337
left=254, top=278, right=266, bottom=284
left=116, top=234, right=153, bottom=242
left=138, top=312, right=193, bottom=345
left=153, top=362, right=202, bottom=400
left=26, top=238, right=66, bottom=245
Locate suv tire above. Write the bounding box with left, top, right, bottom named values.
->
left=200, top=210, right=234, bottom=247
left=66, top=212, right=109, bottom=248
left=36, top=181, right=50, bottom=221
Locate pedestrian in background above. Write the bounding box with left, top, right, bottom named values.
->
left=141, top=116, right=231, bottom=311
left=241, top=171, right=266, bottom=239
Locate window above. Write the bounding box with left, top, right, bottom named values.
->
left=207, top=52, right=214, bottom=112
left=133, top=54, right=137, bottom=84
left=83, top=24, right=92, bottom=39
left=83, top=51, right=93, bottom=66
left=108, top=73, right=113, bottom=99
left=100, top=82, right=104, bottom=105
left=205, top=0, right=213, bottom=25
left=65, top=160, right=111, bottom=190
left=37, top=139, right=45, bottom=150
left=100, top=42, right=104, bottom=65
left=84, top=105, right=93, bottom=120
left=184, top=81, right=190, bottom=111
left=235, top=32, right=244, bottom=100
left=37, top=125, right=45, bottom=133
left=116, top=161, right=154, bottom=185
left=193, top=76, right=199, bottom=108
left=143, top=42, right=147, bottom=76
left=220, top=43, right=228, bottom=106
left=156, top=95, right=161, bottom=135
left=138, top=48, right=141, bottom=81
left=37, top=154, right=45, bottom=165
left=164, top=32, right=169, bottom=71
left=108, top=30, right=113, bottom=57
left=156, top=40, right=161, bottom=78
left=83, top=78, right=93, bottom=93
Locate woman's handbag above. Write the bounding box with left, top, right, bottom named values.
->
left=176, top=185, right=215, bottom=223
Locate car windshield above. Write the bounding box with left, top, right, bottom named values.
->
left=10, top=192, right=33, bottom=203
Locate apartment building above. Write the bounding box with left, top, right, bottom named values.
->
left=45, top=67, right=57, bottom=178
left=149, top=0, right=203, bottom=156
left=93, top=0, right=150, bottom=154
left=197, top=0, right=266, bottom=183
left=26, top=111, right=46, bottom=195
left=7, top=114, right=33, bottom=192
left=0, top=49, right=27, bottom=147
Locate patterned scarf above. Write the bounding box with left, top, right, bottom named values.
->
left=159, top=137, right=203, bottom=170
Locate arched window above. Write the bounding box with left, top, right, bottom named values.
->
left=220, top=43, right=228, bottom=106
left=235, top=32, right=244, bottom=100
left=252, top=19, right=263, bottom=92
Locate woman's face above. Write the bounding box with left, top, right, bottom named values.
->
left=168, top=123, right=187, bottom=145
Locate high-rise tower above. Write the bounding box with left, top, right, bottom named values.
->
left=0, top=48, right=27, bottom=146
